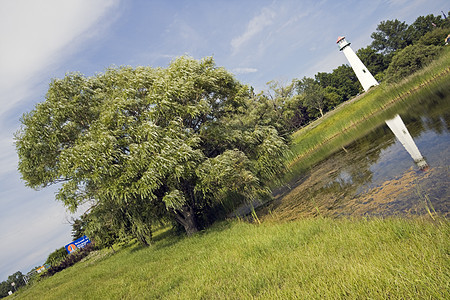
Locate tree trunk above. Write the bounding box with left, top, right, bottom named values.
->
left=136, top=234, right=150, bottom=246
left=175, top=206, right=199, bottom=235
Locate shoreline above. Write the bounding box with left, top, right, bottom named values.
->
left=287, top=59, right=450, bottom=170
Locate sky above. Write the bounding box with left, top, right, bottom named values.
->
left=0, top=0, right=448, bottom=281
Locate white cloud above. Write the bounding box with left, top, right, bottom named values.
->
left=164, top=16, right=207, bottom=56
left=231, top=7, right=277, bottom=54
left=232, top=67, right=258, bottom=75
left=0, top=0, right=119, bottom=119
left=386, top=0, right=410, bottom=6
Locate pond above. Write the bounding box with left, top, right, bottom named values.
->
left=267, top=91, right=449, bottom=220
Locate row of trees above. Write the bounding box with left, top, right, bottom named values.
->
left=365, top=13, right=449, bottom=83
left=15, top=13, right=450, bottom=254
left=0, top=272, right=25, bottom=298
left=262, top=13, right=450, bottom=128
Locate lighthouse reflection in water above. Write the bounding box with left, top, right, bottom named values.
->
left=385, top=114, right=428, bottom=170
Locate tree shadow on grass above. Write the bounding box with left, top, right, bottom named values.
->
left=130, top=220, right=237, bottom=253
left=127, top=226, right=182, bottom=253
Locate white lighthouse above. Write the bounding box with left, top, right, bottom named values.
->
left=337, top=36, right=379, bottom=92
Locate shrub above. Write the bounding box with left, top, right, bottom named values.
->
left=42, top=244, right=96, bottom=277
left=384, top=44, right=442, bottom=83
left=45, top=247, right=68, bottom=267
left=418, top=27, right=450, bottom=46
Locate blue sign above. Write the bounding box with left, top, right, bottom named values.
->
left=65, top=235, right=91, bottom=254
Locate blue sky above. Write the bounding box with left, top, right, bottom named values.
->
left=0, top=0, right=448, bottom=281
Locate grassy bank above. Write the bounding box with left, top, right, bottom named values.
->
left=15, top=218, right=449, bottom=299
left=286, top=47, right=450, bottom=179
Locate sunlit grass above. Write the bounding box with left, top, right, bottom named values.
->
left=15, top=217, right=449, bottom=299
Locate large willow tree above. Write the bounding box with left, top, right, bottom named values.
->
left=15, top=57, right=287, bottom=242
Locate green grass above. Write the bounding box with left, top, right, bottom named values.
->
left=15, top=218, right=449, bottom=299
left=286, top=47, right=450, bottom=179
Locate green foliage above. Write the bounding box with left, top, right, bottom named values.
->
left=374, top=70, right=386, bottom=82
left=295, top=77, right=326, bottom=117
left=356, top=46, right=391, bottom=77
left=263, top=80, right=306, bottom=134
left=323, top=86, right=343, bottom=111
left=84, top=203, right=128, bottom=248
left=408, top=14, right=446, bottom=43
left=43, top=244, right=96, bottom=278
left=371, top=19, right=412, bottom=54
left=45, top=247, right=68, bottom=267
left=384, top=44, right=442, bottom=83
left=315, top=65, right=361, bottom=101
left=15, top=73, right=103, bottom=189
left=369, top=13, right=448, bottom=56
left=417, top=27, right=450, bottom=46
left=71, top=215, right=88, bottom=240
left=0, top=271, right=25, bottom=298
left=15, top=56, right=288, bottom=240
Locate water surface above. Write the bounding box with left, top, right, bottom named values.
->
left=268, top=92, right=449, bottom=219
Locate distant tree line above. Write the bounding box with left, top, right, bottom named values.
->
left=14, top=11, right=450, bottom=261
left=0, top=271, right=25, bottom=298
left=261, top=12, right=450, bottom=129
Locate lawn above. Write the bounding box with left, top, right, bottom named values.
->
left=16, top=217, right=449, bottom=299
